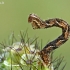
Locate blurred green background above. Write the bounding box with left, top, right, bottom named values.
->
left=0, top=0, right=70, bottom=69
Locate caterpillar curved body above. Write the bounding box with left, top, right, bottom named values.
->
left=28, top=14, right=70, bottom=65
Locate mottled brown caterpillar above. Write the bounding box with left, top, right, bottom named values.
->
left=28, top=13, right=70, bottom=65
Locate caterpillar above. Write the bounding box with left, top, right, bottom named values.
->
left=28, top=13, right=70, bottom=65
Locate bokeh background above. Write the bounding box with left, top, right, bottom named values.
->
left=0, top=0, right=70, bottom=69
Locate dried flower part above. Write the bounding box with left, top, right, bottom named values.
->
left=2, top=41, right=52, bottom=70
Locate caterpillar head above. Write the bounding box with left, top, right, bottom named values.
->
left=28, top=13, right=46, bottom=29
